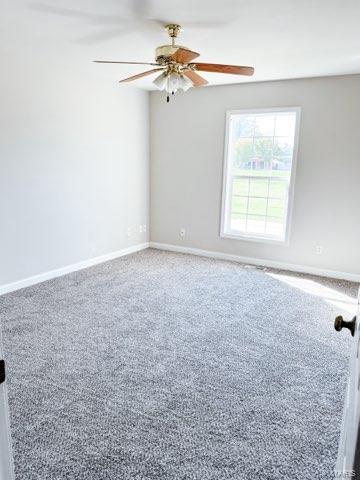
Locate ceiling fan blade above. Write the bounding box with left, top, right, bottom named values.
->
left=131, top=0, right=151, bottom=19
left=30, top=3, right=120, bottom=24
left=94, top=60, right=159, bottom=66
left=191, top=63, right=254, bottom=76
left=119, top=68, right=164, bottom=83
left=169, top=48, right=200, bottom=64
left=183, top=70, right=208, bottom=87
left=78, top=26, right=135, bottom=45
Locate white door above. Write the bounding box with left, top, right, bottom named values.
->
left=335, top=287, right=360, bottom=478
left=0, top=326, right=15, bottom=480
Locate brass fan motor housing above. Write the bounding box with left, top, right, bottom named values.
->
left=155, top=45, right=192, bottom=65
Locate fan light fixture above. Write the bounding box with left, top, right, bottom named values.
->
left=153, top=71, right=193, bottom=100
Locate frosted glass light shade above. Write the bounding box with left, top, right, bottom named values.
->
left=153, top=72, right=168, bottom=90
left=166, top=72, right=180, bottom=93
left=153, top=71, right=193, bottom=95
left=178, top=74, right=192, bottom=91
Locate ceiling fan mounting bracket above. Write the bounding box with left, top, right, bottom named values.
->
left=165, top=24, right=182, bottom=39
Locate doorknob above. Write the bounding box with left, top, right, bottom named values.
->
left=334, top=316, right=356, bottom=337
left=0, top=359, right=5, bottom=384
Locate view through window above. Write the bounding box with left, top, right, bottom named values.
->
left=222, top=108, right=300, bottom=242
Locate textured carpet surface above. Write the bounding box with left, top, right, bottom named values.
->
left=0, top=248, right=358, bottom=479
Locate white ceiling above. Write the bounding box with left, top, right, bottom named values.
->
left=3, top=0, right=360, bottom=90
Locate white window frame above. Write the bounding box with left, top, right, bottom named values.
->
left=220, top=106, right=301, bottom=245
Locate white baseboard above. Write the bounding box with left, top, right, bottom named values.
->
left=149, top=242, right=360, bottom=283
left=0, top=243, right=149, bottom=296
left=1, top=241, right=358, bottom=296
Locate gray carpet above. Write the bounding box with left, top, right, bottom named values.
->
left=0, top=248, right=357, bottom=479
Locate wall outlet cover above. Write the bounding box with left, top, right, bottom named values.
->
left=315, top=245, right=323, bottom=255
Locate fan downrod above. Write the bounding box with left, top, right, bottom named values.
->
left=165, top=24, right=182, bottom=45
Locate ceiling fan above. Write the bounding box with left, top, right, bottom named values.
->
left=94, top=24, right=254, bottom=102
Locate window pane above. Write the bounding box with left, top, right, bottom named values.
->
left=249, top=177, right=269, bottom=197
left=253, top=137, right=273, bottom=170
left=267, top=198, right=284, bottom=218
left=232, top=177, right=249, bottom=195
left=232, top=138, right=254, bottom=171
left=254, top=114, right=275, bottom=136
left=232, top=196, right=247, bottom=213
left=275, top=113, right=296, bottom=137
left=274, top=156, right=292, bottom=173
left=268, top=179, right=288, bottom=199
left=247, top=215, right=266, bottom=234
left=265, top=218, right=284, bottom=237
left=274, top=136, right=294, bottom=155
left=230, top=213, right=246, bottom=231
left=232, top=116, right=255, bottom=138
left=248, top=198, right=267, bottom=216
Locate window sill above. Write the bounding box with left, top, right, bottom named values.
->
left=220, top=231, right=289, bottom=246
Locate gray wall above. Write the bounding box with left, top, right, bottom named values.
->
left=0, top=61, right=149, bottom=286
left=150, top=75, right=360, bottom=276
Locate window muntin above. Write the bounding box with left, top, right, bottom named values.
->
left=221, top=108, right=300, bottom=243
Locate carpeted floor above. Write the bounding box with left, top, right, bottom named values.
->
left=0, top=248, right=358, bottom=479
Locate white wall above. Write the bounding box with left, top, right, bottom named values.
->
left=150, top=75, right=360, bottom=277
left=0, top=58, right=149, bottom=287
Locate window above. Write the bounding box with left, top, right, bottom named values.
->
left=221, top=107, right=300, bottom=243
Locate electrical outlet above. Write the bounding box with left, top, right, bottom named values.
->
left=139, top=225, right=143, bottom=233
left=180, top=228, right=186, bottom=238
left=126, top=227, right=131, bottom=238
left=315, top=245, right=323, bottom=255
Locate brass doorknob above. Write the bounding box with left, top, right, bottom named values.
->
left=334, top=315, right=356, bottom=337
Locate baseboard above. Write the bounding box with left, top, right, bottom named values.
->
left=2, top=241, right=357, bottom=296
left=149, top=242, right=360, bottom=283
left=0, top=243, right=150, bottom=296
